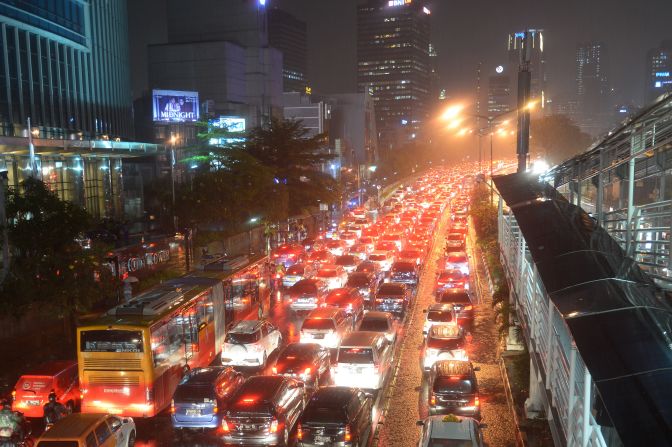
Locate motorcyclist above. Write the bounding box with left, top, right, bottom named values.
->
left=43, top=391, right=68, bottom=427
left=0, top=399, right=23, bottom=442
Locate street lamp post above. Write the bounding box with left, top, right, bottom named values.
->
left=169, top=134, right=178, bottom=233
left=249, top=217, right=259, bottom=256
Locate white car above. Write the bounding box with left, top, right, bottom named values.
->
left=221, top=320, right=282, bottom=368
left=332, top=331, right=394, bottom=390
left=422, top=325, right=468, bottom=370
left=357, top=311, right=398, bottom=344
left=445, top=251, right=469, bottom=275
left=367, top=250, right=395, bottom=272
left=423, top=303, right=458, bottom=336
left=300, top=307, right=352, bottom=349
left=315, top=265, right=348, bottom=290
left=37, top=414, right=136, bottom=447
left=417, top=415, right=484, bottom=447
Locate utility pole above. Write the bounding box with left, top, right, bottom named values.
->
left=516, top=31, right=532, bottom=173
left=476, top=62, right=482, bottom=172
left=0, top=172, right=9, bottom=286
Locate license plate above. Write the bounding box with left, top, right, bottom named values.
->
left=185, top=409, right=201, bottom=416
left=26, top=400, right=40, bottom=406
left=315, top=435, right=332, bottom=443
left=298, top=298, right=310, bottom=303
left=242, top=424, right=256, bottom=431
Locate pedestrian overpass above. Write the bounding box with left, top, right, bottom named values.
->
left=494, top=92, right=672, bottom=447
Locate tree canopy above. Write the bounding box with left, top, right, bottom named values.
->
left=531, top=115, right=594, bottom=165
left=0, top=179, right=118, bottom=334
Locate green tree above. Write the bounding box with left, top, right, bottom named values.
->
left=0, top=179, right=118, bottom=341
left=243, top=117, right=339, bottom=217
left=531, top=115, right=594, bottom=165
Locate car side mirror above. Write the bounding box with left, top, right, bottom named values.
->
left=473, top=366, right=481, bottom=372
left=416, top=420, right=425, bottom=427
left=122, top=418, right=131, bottom=424
left=479, top=423, right=488, bottom=429
left=422, top=309, right=428, bottom=313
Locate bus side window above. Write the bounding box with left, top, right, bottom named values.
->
left=151, top=324, right=169, bottom=368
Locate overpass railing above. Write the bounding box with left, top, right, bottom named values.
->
left=499, top=207, right=613, bottom=447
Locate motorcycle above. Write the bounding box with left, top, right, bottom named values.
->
left=0, top=417, right=33, bottom=447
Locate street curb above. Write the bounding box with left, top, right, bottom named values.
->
left=499, top=356, right=527, bottom=447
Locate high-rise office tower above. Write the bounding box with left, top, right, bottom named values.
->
left=487, top=64, right=513, bottom=117
left=576, top=42, right=610, bottom=135
left=0, top=0, right=133, bottom=139
left=268, top=8, right=308, bottom=93
left=507, top=30, right=547, bottom=113
left=645, top=40, right=672, bottom=103
left=357, top=0, right=431, bottom=151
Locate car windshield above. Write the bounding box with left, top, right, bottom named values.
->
left=286, top=265, right=305, bottom=275
left=427, top=336, right=464, bottom=350
left=369, top=254, right=387, bottom=261
left=447, top=255, right=466, bottom=263
left=318, top=270, right=338, bottom=277
left=225, top=332, right=259, bottom=344
left=447, top=234, right=463, bottom=241
left=303, top=319, right=336, bottom=331
left=336, top=256, right=357, bottom=265
left=347, top=276, right=368, bottom=287
left=359, top=319, right=390, bottom=332
left=302, top=405, right=347, bottom=424
left=174, top=383, right=217, bottom=402
left=279, top=345, right=315, bottom=361
left=393, top=264, right=415, bottom=272
left=427, top=311, right=454, bottom=322
left=427, top=440, right=473, bottom=447
left=439, top=292, right=470, bottom=304
left=338, top=347, right=374, bottom=364
left=378, top=284, right=404, bottom=295
left=291, top=282, right=317, bottom=294
left=433, top=378, right=474, bottom=394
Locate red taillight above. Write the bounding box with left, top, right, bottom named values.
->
left=270, top=418, right=279, bottom=433
left=464, top=305, right=473, bottom=311
left=304, top=367, right=312, bottom=375
left=297, top=423, right=303, bottom=440
left=11, top=390, right=16, bottom=400
left=430, top=393, right=436, bottom=406
left=474, top=396, right=480, bottom=407
left=170, top=400, right=175, bottom=414
left=222, top=419, right=230, bottom=432
left=213, top=406, right=218, bottom=414
left=272, top=366, right=278, bottom=374
left=344, top=424, right=352, bottom=442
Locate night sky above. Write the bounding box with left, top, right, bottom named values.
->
left=129, top=0, right=672, bottom=107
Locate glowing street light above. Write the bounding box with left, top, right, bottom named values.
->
left=446, top=118, right=463, bottom=129
left=441, top=104, right=463, bottom=121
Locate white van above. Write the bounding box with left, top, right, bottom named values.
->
left=332, top=331, right=394, bottom=390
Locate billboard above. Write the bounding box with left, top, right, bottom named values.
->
left=209, top=116, right=246, bottom=146
left=211, top=116, right=246, bottom=133
left=152, top=89, right=199, bottom=122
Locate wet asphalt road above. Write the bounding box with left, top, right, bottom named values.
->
left=133, top=201, right=516, bottom=447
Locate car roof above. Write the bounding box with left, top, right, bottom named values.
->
left=427, top=415, right=477, bottom=441
left=230, top=320, right=264, bottom=333
left=306, top=307, right=342, bottom=318
left=362, top=311, right=393, bottom=321
left=434, top=360, right=473, bottom=377
left=429, top=303, right=455, bottom=311
left=235, top=375, right=285, bottom=400
left=181, top=366, right=231, bottom=384
left=308, top=386, right=357, bottom=407
left=20, top=360, right=76, bottom=377
left=40, top=413, right=110, bottom=438
left=341, top=331, right=383, bottom=347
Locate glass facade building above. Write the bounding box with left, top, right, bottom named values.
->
left=357, top=0, right=431, bottom=151
left=0, top=1, right=159, bottom=221
left=0, top=0, right=133, bottom=140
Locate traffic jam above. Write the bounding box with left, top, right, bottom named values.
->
left=10, top=168, right=488, bottom=447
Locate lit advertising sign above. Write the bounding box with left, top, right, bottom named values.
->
left=152, top=89, right=199, bottom=122
left=209, top=116, right=246, bottom=146
left=211, top=116, right=246, bottom=133
left=388, top=0, right=411, bottom=6
left=655, top=72, right=670, bottom=77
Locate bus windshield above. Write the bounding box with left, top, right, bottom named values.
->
left=80, top=330, right=143, bottom=353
